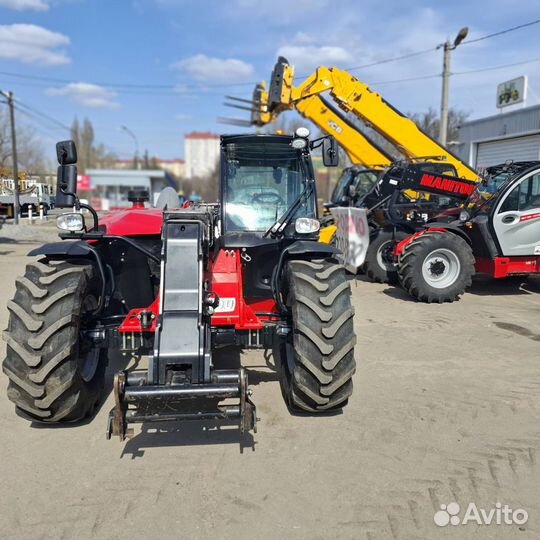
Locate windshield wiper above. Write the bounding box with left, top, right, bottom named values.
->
left=264, top=183, right=313, bottom=238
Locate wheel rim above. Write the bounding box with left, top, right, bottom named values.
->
left=80, top=294, right=100, bottom=383
left=376, top=240, right=396, bottom=271
left=421, top=248, right=461, bottom=289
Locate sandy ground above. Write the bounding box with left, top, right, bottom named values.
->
left=0, top=230, right=538, bottom=540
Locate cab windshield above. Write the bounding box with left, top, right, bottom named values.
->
left=353, top=170, right=379, bottom=198
left=223, top=140, right=315, bottom=232
left=466, top=170, right=514, bottom=214
left=331, top=169, right=354, bottom=203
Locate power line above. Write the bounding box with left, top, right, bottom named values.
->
left=0, top=70, right=254, bottom=91
left=370, top=73, right=439, bottom=85
left=1, top=19, right=538, bottom=93
left=344, top=48, right=436, bottom=73
left=461, top=19, right=540, bottom=45
left=369, top=58, right=540, bottom=86
left=14, top=98, right=71, bottom=132
left=12, top=105, right=65, bottom=135
left=300, top=18, right=540, bottom=77
left=454, top=58, right=540, bottom=75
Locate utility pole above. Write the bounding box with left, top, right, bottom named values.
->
left=438, top=27, right=468, bottom=147
left=1, top=90, right=20, bottom=224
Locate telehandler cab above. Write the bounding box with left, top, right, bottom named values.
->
left=395, top=161, right=540, bottom=302
left=2, top=133, right=357, bottom=440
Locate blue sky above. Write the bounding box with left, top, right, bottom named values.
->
left=0, top=0, right=539, bottom=161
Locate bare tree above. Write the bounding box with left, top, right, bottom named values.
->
left=70, top=116, right=117, bottom=172
left=409, top=107, right=470, bottom=144
left=0, top=108, right=49, bottom=176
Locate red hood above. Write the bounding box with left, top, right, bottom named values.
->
left=98, top=208, right=164, bottom=236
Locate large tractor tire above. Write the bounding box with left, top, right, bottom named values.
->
left=280, top=258, right=356, bottom=412
left=398, top=231, right=475, bottom=303
left=363, top=229, right=409, bottom=283
left=2, top=259, right=106, bottom=423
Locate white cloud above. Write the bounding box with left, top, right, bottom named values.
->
left=171, top=54, right=255, bottom=82
left=277, top=44, right=353, bottom=74
left=0, top=0, right=49, bottom=10
left=47, top=83, right=120, bottom=109
left=0, top=24, right=70, bottom=65
left=175, top=113, right=191, bottom=121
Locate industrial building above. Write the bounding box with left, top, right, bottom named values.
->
left=83, top=169, right=171, bottom=210
left=457, top=104, right=540, bottom=168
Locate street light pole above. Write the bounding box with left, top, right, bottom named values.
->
left=439, top=42, right=452, bottom=147
left=1, top=90, right=21, bottom=224
left=121, top=125, right=140, bottom=170
left=438, top=27, right=468, bottom=147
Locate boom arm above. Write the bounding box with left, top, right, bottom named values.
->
left=295, top=95, right=392, bottom=168
left=255, top=58, right=479, bottom=182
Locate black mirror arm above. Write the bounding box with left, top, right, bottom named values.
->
left=79, top=202, right=99, bottom=231
left=57, top=187, right=99, bottom=233
left=309, top=135, right=333, bottom=150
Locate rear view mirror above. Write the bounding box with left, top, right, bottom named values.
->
left=322, top=136, right=339, bottom=167
left=55, top=140, right=78, bottom=208
left=55, top=164, right=78, bottom=208
left=56, top=140, right=77, bottom=165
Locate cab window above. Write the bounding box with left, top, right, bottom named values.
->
left=499, top=173, right=540, bottom=213
left=519, top=173, right=540, bottom=211
left=499, top=184, right=520, bottom=213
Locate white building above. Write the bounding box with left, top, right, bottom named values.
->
left=184, top=132, right=220, bottom=178
left=457, top=104, right=540, bottom=168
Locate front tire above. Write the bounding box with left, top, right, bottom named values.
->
left=398, top=231, right=475, bottom=303
left=2, top=259, right=106, bottom=423
left=280, top=258, right=357, bottom=412
left=363, top=229, right=409, bottom=283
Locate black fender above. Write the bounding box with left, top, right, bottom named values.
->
left=273, top=241, right=341, bottom=313
left=28, top=240, right=95, bottom=258
left=28, top=240, right=107, bottom=314
left=423, top=221, right=472, bottom=246
left=283, top=240, right=340, bottom=258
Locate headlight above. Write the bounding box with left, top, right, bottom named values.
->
left=459, top=210, right=470, bottom=222
left=295, top=127, right=310, bottom=138
left=57, top=212, right=85, bottom=232
left=291, top=137, right=307, bottom=149
left=295, top=217, right=320, bottom=234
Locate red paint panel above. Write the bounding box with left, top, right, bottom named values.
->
left=118, top=298, right=160, bottom=333
left=475, top=256, right=540, bottom=278
left=99, top=208, right=164, bottom=236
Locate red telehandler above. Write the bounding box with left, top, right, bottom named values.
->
left=2, top=134, right=357, bottom=440
left=395, top=161, right=540, bottom=302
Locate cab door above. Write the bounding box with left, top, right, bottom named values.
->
left=492, top=168, right=540, bottom=256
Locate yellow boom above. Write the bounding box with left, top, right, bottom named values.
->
left=253, top=58, right=478, bottom=181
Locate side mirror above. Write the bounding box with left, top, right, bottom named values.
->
left=55, top=164, right=78, bottom=208
left=322, top=136, right=339, bottom=167
left=55, top=140, right=78, bottom=208
left=56, top=140, right=77, bottom=165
